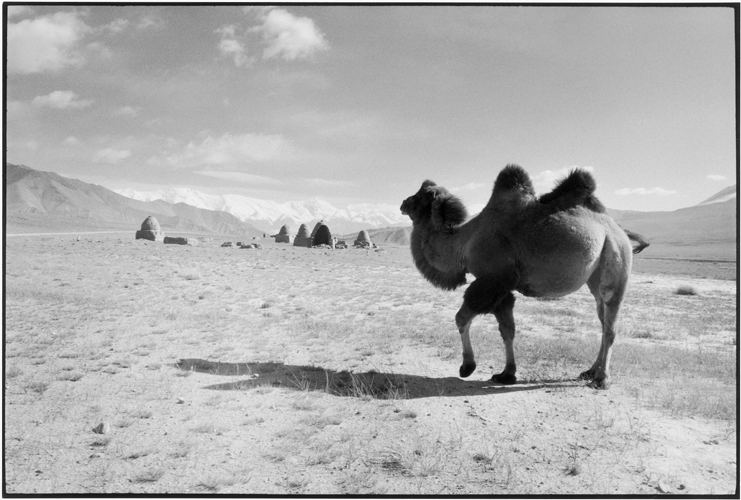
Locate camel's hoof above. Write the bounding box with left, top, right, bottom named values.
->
left=459, top=361, right=476, bottom=378
left=587, top=378, right=611, bottom=390
left=578, top=369, right=596, bottom=381
left=491, top=372, right=517, bottom=385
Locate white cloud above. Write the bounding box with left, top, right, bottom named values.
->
left=6, top=100, right=28, bottom=118
left=151, top=132, right=291, bottom=169
left=216, top=25, right=252, bottom=67
left=252, top=8, right=328, bottom=61
left=94, top=148, right=131, bottom=164
left=136, top=15, right=165, bottom=30
left=113, top=105, right=140, bottom=117
left=102, top=18, right=129, bottom=34
left=63, top=136, right=80, bottom=145
left=195, top=170, right=283, bottom=186
left=450, top=182, right=487, bottom=193
left=614, top=187, right=677, bottom=196
left=7, top=11, right=91, bottom=74
left=531, top=166, right=595, bottom=192
left=707, top=174, right=727, bottom=181
left=32, top=90, right=93, bottom=109
left=8, top=5, right=34, bottom=19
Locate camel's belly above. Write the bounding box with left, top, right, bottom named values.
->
left=516, top=214, right=604, bottom=297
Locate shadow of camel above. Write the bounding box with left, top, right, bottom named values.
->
left=174, top=359, right=583, bottom=400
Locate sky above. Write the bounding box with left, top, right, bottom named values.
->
left=5, top=4, right=737, bottom=212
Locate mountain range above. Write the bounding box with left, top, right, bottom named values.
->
left=115, top=187, right=408, bottom=235
left=5, top=163, right=737, bottom=261
left=6, top=163, right=264, bottom=237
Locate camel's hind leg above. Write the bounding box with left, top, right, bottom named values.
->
left=580, top=251, right=630, bottom=390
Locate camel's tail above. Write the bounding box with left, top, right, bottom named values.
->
left=624, top=229, right=650, bottom=254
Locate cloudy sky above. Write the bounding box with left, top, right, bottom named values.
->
left=6, top=5, right=736, bottom=212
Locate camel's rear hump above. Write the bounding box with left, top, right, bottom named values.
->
left=539, top=169, right=606, bottom=213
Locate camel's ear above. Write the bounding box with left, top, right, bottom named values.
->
left=431, top=191, right=468, bottom=230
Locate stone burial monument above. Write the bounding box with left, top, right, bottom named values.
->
left=293, top=224, right=312, bottom=248
left=312, top=223, right=334, bottom=248
left=274, top=225, right=293, bottom=244
left=135, top=216, right=165, bottom=242
left=354, top=230, right=375, bottom=248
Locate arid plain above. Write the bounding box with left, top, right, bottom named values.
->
left=4, top=234, right=737, bottom=495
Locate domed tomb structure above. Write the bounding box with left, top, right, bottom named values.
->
left=311, top=223, right=334, bottom=248
left=136, top=216, right=165, bottom=241
left=354, top=230, right=374, bottom=248
left=293, top=223, right=312, bottom=248
left=310, top=220, right=325, bottom=239
left=274, top=224, right=293, bottom=244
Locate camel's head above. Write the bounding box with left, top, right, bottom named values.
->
left=401, top=180, right=468, bottom=229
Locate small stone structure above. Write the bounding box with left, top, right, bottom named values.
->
left=354, top=230, right=375, bottom=248
left=164, top=236, right=198, bottom=246
left=312, top=223, right=334, bottom=248
left=136, top=216, right=165, bottom=241
left=274, top=225, right=293, bottom=244
left=221, top=241, right=235, bottom=247
left=293, top=223, right=312, bottom=248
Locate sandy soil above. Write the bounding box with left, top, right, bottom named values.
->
left=4, top=235, right=737, bottom=495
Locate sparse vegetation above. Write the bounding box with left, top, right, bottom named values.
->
left=3, top=235, right=736, bottom=495
left=58, top=371, right=84, bottom=382
left=132, top=469, right=165, bottom=483
left=90, top=436, right=112, bottom=448
left=22, top=380, right=51, bottom=394
left=123, top=447, right=153, bottom=459
left=169, top=442, right=193, bottom=458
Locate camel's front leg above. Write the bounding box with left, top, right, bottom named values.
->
left=455, top=303, right=477, bottom=378
left=458, top=273, right=519, bottom=383
left=492, top=292, right=517, bottom=384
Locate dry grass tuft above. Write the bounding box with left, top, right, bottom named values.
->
left=132, top=468, right=165, bottom=483
left=674, top=284, right=699, bottom=296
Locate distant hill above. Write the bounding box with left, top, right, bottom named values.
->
left=5, top=163, right=265, bottom=237
left=338, top=226, right=413, bottom=247
left=607, top=198, right=736, bottom=260
left=697, top=185, right=737, bottom=206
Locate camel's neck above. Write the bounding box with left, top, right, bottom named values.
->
left=410, top=222, right=467, bottom=291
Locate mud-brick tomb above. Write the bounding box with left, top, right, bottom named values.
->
left=135, top=216, right=165, bottom=241
left=274, top=225, right=293, bottom=244
left=293, top=224, right=312, bottom=248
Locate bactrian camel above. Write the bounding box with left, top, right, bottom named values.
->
left=400, top=164, right=649, bottom=390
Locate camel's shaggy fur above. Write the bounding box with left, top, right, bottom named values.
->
left=401, top=164, right=649, bottom=390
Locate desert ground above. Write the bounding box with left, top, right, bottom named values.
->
left=4, top=233, right=737, bottom=495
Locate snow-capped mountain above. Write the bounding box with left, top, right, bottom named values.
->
left=697, top=185, right=737, bottom=206
left=115, top=187, right=409, bottom=235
